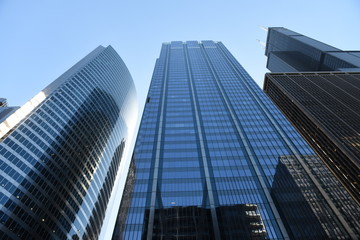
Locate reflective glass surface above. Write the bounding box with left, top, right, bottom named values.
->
left=0, top=46, right=137, bottom=239
left=264, top=72, right=360, bottom=209
left=114, top=41, right=359, bottom=239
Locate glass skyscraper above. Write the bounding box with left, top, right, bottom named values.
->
left=0, top=46, right=137, bottom=239
left=264, top=27, right=360, bottom=205
left=113, top=41, right=359, bottom=239
left=264, top=72, right=360, bottom=205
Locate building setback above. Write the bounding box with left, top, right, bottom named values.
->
left=0, top=46, right=137, bottom=239
left=264, top=27, right=360, bottom=205
left=113, top=41, right=359, bottom=239
left=265, top=27, right=360, bottom=72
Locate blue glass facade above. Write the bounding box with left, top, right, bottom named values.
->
left=265, top=27, right=360, bottom=72
left=113, top=41, right=359, bottom=239
left=0, top=46, right=137, bottom=239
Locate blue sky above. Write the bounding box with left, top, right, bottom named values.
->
left=1, top=1, right=359, bottom=238
left=1, top=0, right=359, bottom=112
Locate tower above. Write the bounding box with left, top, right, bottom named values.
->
left=113, top=41, right=359, bottom=239
left=0, top=46, right=137, bottom=239
left=264, top=27, right=360, bottom=204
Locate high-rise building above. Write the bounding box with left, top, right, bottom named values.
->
left=0, top=45, right=137, bottom=239
left=265, top=27, right=360, bottom=72
left=264, top=27, right=360, bottom=204
left=113, top=41, right=359, bottom=239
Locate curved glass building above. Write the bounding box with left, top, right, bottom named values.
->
left=0, top=46, right=137, bottom=239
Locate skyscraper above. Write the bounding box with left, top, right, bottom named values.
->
left=264, top=27, right=360, bottom=204
left=0, top=45, right=137, bottom=239
left=265, top=27, right=360, bottom=72
left=113, top=41, right=359, bottom=239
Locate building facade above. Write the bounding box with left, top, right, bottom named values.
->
left=264, top=71, right=360, bottom=205
left=0, top=46, right=137, bottom=239
left=264, top=27, right=360, bottom=205
left=113, top=41, right=359, bottom=239
left=265, top=27, right=360, bottom=72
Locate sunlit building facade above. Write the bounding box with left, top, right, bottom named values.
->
left=113, top=41, right=359, bottom=239
left=0, top=46, right=137, bottom=239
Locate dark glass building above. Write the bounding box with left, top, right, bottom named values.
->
left=113, top=41, right=359, bottom=239
left=264, top=71, right=360, bottom=204
left=264, top=27, right=360, bottom=205
left=265, top=27, right=360, bottom=72
left=0, top=46, right=137, bottom=239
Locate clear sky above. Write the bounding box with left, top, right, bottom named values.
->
left=1, top=1, right=359, bottom=238
left=1, top=0, right=359, bottom=111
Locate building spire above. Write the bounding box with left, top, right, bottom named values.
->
left=259, top=25, right=268, bottom=32
left=257, top=39, right=266, bottom=48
